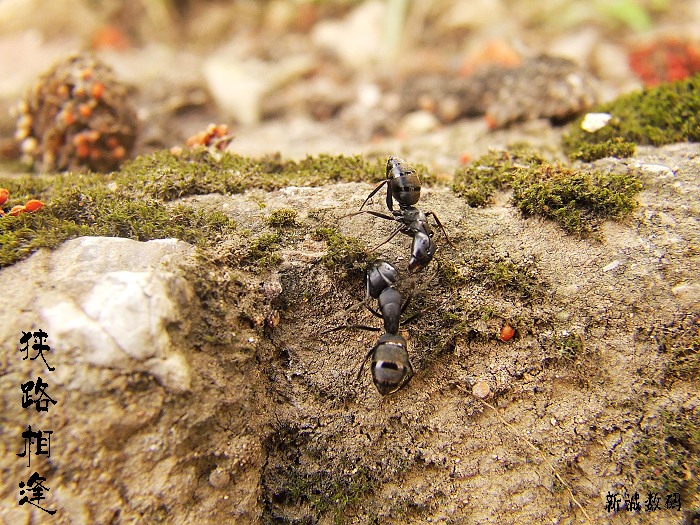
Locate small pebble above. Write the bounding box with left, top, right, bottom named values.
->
left=209, top=467, right=231, bottom=489
left=602, top=260, right=621, bottom=272
left=472, top=380, right=490, bottom=399
left=580, top=112, right=611, bottom=133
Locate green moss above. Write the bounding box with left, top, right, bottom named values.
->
left=451, top=149, right=544, bottom=207
left=563, top=74, right=700, bottom=159
left=313, top=226, right=372, bottom=275
left=270, top=464, right=376, bottom=524
left=571, top=137, right=636, bottom=162
left=471, top=253, right=542, bottom=300
left=119, top=150, right=382, bottom=201
left=634, top=408, right=700, bottom=499
left=0, top=173, right=236, bottom=268
left=556, top=332, right=584, bottom=361
left=264, top=208, right=298, bottom=228
left=245, top=232, right=281, bottom=267
left=0, top=151, right=390, bottom=268
left=452, top=148, right=641, bottom=237
left=511, top=163, right=642, bottom=236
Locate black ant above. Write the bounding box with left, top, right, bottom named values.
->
left=360, top=156, right=421, bottom=213
left=323, top=260, right=416, bottom=395
left=352, top=156, right=455, bottom=272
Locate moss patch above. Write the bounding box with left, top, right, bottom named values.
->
left=0, top=151, right=389, bottom=269
left=563, top=73, right=700, bottom=160
left=0, top=172, right=235, bottom=268
left=633, top=408, right=700, bottom=500
left=119, top=150, right=383, bottom=200
left=313, top=226, right=372, bottom=276
left=511, top=163, right=642, bottom=236
left=264, top=208, right=298, bottom=228
left=451, top=149, right=544, bottom=207
left=244, top=232, right=281, bottom=268
left=570, top=137, right=637, bottom=163
left=555, top=332, right=584, bottom=361
left=452, top=150, right=642, bottom=237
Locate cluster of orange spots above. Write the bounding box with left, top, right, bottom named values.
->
left=186, top=123, right=233, bottom=151
left=629, top=37, right=700, bottom=86
left=0, top=188, right=44, bottom=217
left=70, top=130, right=125, bottom=163
left=15, top=52, right=138, bottom=172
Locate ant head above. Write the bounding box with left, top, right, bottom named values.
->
left=371, top=334, right=413, bottom=394
left=408, top=232, right=435, bottom=273
left=386, top=156, right=404, bottom=179
left=366, top=259, right=398, bottom=299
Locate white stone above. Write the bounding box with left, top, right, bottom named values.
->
left=3, top=237, right=196, bottom=393
left=399, top=110, right=440, bottom=135
left=602, top=260, right=621, bottom=272
left=581, top=112, right=612, bottom=133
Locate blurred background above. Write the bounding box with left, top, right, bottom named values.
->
left=1, top=0, right=699, bottom=165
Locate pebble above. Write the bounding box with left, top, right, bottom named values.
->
left=398, top=110, right=440, bottom=135
left=602, top=260, right=621, bottom=272
left=209, top=467, right=231, bottom=489
left=472, top=380, right=491, bottom=399
left=580, top=112, right=612, bottom=133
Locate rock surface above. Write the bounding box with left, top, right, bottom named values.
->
left=0, top=236, right=267, bottom=524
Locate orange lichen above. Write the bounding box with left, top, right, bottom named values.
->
left=629, top=37, right=700, bottom=86
left=186, top=123, right=233, bottom=151
left=111, top=145, right=126, bottom=160
left=78, top=103, right=93, bottom=119
left=460, top=40, right=522, bottom=76
left=75, top=142, right=90, bottom=158
left=58, top=109, right=76, bottom=126
left=91, top=25, right=131, bottom=51
left=91, top=82, right=105, bottom=100
left=24, top=200, right=44, bottom=212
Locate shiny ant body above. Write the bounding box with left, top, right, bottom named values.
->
left=324, top=260, right=415, bottom=395
left=353, top=156, right=454, bottom=272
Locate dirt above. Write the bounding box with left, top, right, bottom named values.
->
left=162, top=144, right=696, bottom=524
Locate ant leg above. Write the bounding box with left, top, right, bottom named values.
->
left=357, top=342, right=380, bottom=379
left=400, top=289, right=413, bottom=314
left=321, top=324, right=381, bottom=335
left=401, top=310, right=423, bottom=326
left=372, top=224, right=404, bottom=251
left=365, top=304, right=382, bottom=319
left=425, top=211, right=457, bottom=249
left=360, top=181, right=387, bottom=210
left=341, top=209, right=395, bottom=221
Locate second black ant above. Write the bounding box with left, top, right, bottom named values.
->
left=323, top=260, right=417, bottom=395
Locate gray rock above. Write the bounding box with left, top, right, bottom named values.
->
left=0, top=236, right=195, bottom=393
